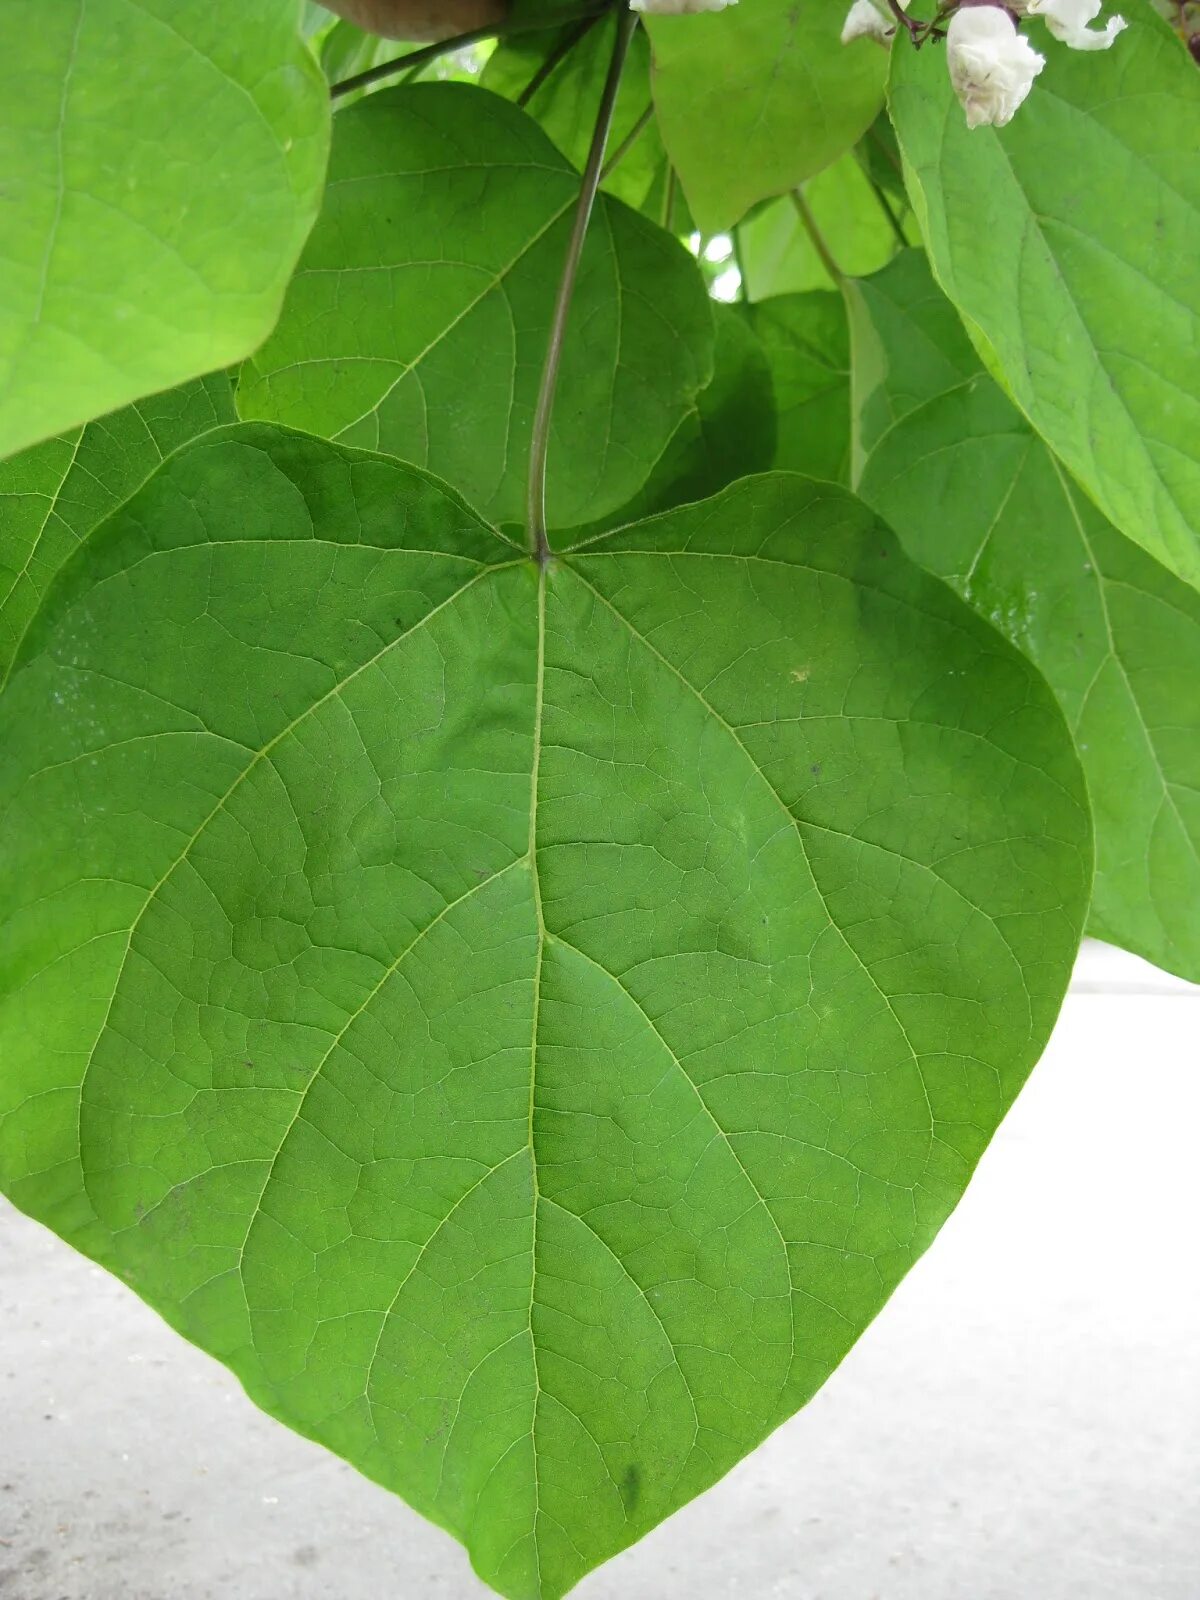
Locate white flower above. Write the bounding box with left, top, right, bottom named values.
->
left=841, top=0, right=908, bottom=44
left=946, top=6, right=1045, bottom=129
left=1025, top=0, right=1127, bottom=47
left=630, top=0, right=736, bottom=12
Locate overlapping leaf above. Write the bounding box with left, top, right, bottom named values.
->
left=0, top=376, right=235, bottom=687
left=890, top=7, right=1200, bottom=587
left=646, top=0, right=886, bottom=231
left=857, top=252, right=1200, bottom=980
left=0, top=424, right=1089, bottom=1598
left=239, top=83, right=713, bottom=530
left=0, top=0, right=328, bottom=462
left=741, top=295, right=851, bottom=483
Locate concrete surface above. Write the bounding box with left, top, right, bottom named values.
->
left=1, top=941, right=1198, bottom=1600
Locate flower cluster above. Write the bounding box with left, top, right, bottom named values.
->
left=840, top=0, right=1127, bottom=129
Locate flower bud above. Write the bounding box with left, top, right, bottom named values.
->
left=1025, top=0, right=1127, bottom=49
left=946, top=5, right=1045, bottom=129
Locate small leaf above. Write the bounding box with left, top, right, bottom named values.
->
left=646, top=0, right=886, bottom=232
left=890, top=5, right=1200, bottom=588
left=0, top=375, right=236, bottom=688
left=0, top=0, right=329, bottom=461
left=857, top=251, right=1200, bottom=981
left=742, top=294, right=852, bottom=484
left=0, top=424, right=1089, bottom=1599
left=238, top=83, right=714, bottom=531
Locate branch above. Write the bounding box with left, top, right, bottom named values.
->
left=330, top=2, right=610, bottom=99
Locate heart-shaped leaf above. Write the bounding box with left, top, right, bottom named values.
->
left=0, top=375, right=235, bottom=688
left=890, top=6, right=1200, bottom=588
left=0, top=425, right=1090, bottom=1598
left=238, top=83, right=714, bottom=531
left=646, top=0, right=886, bottom=232
left=857, top=251, right=1200, bottom=982
left=0, top=0, right=329, bottom=461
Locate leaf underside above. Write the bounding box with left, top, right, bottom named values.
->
left=0, top=426, right=1090, bottom=1599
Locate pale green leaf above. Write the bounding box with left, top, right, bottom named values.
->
left=858, top=251, right=1200, bottom=980
left=0, top=0, right=329, bottom=462
left=238, top=83, right=714, bottom=531
left=646, top=0, right=887, bottom=232
left=890, top=6, right=1200, bottom=587
left=741, top=294, right=851, bottom=484
left=0, top=375, right=236, bottom=689
left=738, top=152, right=915, bottom=301
left=0, top=423, right=1089, bottom=1598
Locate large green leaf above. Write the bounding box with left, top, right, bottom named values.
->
left=0, top=0, right=329, bottom=462
left=0, top=424, right=1089, bottom=1597
left=741, top=294, right=852, bottom=484
left=646, top=0, right=886, bottom=232
left=890, top=7, right=1200, bottom=588
left=0, top=376, right=235, bottom=689
left=239, top=83, right=713, bottom=530
left=857, top=252, right=1200, bottom=981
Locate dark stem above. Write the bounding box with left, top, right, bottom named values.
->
left=517, top=6, right=609, bottom=107
left=661, top=165, right=677, bottom=233
left=884, top=0, right=923, bottom=36
left=791, top=188, right=844, bottom=285
left=330, top=3, right=609, bottom=100
left=598, top=102, right=654, bottom=181
left=526, top=6, right=639, bottom=565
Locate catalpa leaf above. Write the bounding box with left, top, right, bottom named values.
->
left=646, top=0, right=886, bottom=232
left=0, top=425, right=1090, bottom=1598
left=890, top=6, right=1200, bottom=589
left=857, top=252, right=1200, bottom=982
left=238, top=84, right=713, bottom=531
left=0, top=0, right=329, bottom=462
left=0, top=375, right=236, bottom=688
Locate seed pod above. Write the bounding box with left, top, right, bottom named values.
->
left=318, top=0, right=508, bottom=41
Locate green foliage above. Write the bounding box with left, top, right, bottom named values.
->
left=891, top=6, right=1200, bottom=588
left=0, top=425, right=1089, bottom=1599
left=856, top=253, right=1200, bottom=982
left=646, top=0, right=887, bottom=231
left=238, top=83, right=713, bottom=530
left=0, top=0, right=328, bottom=461
left=0, top=376, right=235, bottom=688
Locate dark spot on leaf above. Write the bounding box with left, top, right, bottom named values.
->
left=620, top=1463, right=641, bottom=1514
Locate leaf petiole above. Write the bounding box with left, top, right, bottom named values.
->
left=525, top=5, right=640, bottom=565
